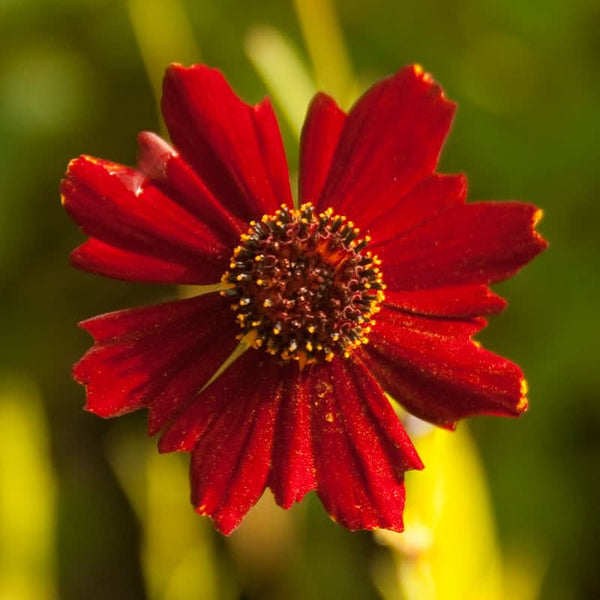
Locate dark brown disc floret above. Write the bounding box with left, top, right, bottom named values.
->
left=220, top=203, right=386, bottom=369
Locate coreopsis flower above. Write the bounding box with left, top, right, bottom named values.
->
left=62, top=64, right=547, bottom=534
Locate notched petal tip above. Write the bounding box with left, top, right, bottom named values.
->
left=531, top=208, right=549, bottom=249
left=516, top=204, right=549, bottom=268
left=164, top=61, right=187, bottom=76
left=516, top=378, right=529, bottom=414
left=406, top=63, right=456, bottom=109
left=411, top=63, right=435, bottom=87
left=83, top=400, right=117, bottom=419
left=65, top=154, right=111, bottom=175
left=61, top=155, right=82, bottom=187
left=327, top=512, right=406, bottom=534
left=365, top=309, right=530, bottom=426
left=195, top=504, right=240, bottom=536
left=390, top=63, right=457, bottom=118
left=307, top=359, right=419, bottom=532
left=60, top=155, right=99, bottom=199
left=162, top=62, right=220, bottom=88
left=64, top=154, right=92, bottom=173
left=62, top=154, right=145, bottom=199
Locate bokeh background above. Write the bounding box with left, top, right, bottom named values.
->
left=1, top=0, right=599, bottom=599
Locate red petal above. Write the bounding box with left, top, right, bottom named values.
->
left=160, top=350, right=317, bottom=513
left=267, top=364, right=317, bottom=509
left=254, top=99, right=295, bottom=211
left=157, top=351, right=279, bottom=453
left=314, top=65, right=455, bottom=225
left=308, top=358, right=422, bottom=532
left=137, top=131, right=245, bottom=246
left=362, top=307, right=528, bottom=428
left=368, top=173, right=466, bottom=246
left=384, top=286, right=506, bottom=319
left=299, top=93, right=347, bottom=205
left=162, top=64, right=292, bottom=224
left=379, top=201, right=548, bottom=290
left=62, top=156, right=229, bottom=284
left=74, top=293, right=239, bottom=434
left=161, top=349, right=422, bottom=533
left=176, top=352, right=281, bottom=534
left=71, top=238, right=209, bottom=284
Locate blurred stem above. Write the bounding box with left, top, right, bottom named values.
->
left=106, top=430, right=230, bottom=600
left=292, top=0, right=354, bottom=107
left=245, top=25, right=316, bottom=138
left=376, top=425, right=505, bottom=600
left=0, top=375, right=56, bottom=600
left=127, top=0, right=200, bottom=127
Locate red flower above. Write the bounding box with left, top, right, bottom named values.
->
left=62, top=64, right=547, bottom=534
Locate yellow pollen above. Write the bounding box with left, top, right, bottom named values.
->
left=222, top=202, right=386, bottom=367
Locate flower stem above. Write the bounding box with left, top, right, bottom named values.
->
left=127, top=0, right=200, bottom=127
left=292, top=0, right=355, bottom=107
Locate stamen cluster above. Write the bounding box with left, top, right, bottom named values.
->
left=221, top=203, right=386, bottom=368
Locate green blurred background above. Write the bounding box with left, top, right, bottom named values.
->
left=1, top=0, right=598, bottom=598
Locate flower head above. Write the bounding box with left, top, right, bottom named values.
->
left=62, top=64, right=547, bottom=534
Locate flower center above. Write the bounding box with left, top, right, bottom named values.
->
left=220, top=203, right=386, bottom=369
